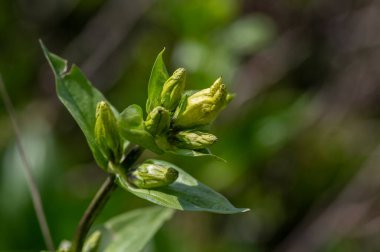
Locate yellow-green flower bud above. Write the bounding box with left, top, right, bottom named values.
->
left=172, top=130, right=217, bottom=149
left=94, top=101, right=121, bottom=161
left=127, top=163, right=178, bottom=189
left=173, top=77, right=230, bottom=129
left=144, top=106, right=170, bottom=136
left=160, top=68, right=186, bottom=111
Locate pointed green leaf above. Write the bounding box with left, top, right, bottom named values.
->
left=167, top=148, right=226, bottom=162
left=117, top=159, right=249, bottom=214
left=146, top=48, right=169, bottom=113
left=155, top=137, right=225, bottom=161
left=40, top=41, right=124, bottom=169
left=95, top=206, right=174, bottom=252
left=154, top=133, right=225, bottom=161
left=118, top=104, right=163, bottom=154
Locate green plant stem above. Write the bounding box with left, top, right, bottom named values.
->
left=0, top=75, right=55, bottom=251
left=71, top=146, right=144, bottom=252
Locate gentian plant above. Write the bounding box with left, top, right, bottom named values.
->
left=40, top=42, right=248, bottom=252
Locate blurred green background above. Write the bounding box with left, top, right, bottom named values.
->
left=1, top=0, right=380, bottom=251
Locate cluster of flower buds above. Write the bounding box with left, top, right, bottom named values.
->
left=127, top=161, right=178, bottom=189
left=94, top=64, right=233, bottom=189
left=145, top=68, right=232, bottom=151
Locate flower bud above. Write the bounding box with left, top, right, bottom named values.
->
left=172, top=130, right=217, bottom=149
left=94, top=101, right=121, bottom=161
left=144, top=106, right=170, bottom=136
left=172, top=77, right=230, bottom=129
left=127, top=163, right=178, bottom=189
left=160, top=68, right=186, bottom=111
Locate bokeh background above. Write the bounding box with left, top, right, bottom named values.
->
left=1, top=0, right=380, bottom=251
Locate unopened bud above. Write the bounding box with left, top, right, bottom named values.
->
left=127, top=162, right=178, bottom=189
left=144, top=106, right=170, bottom=136
left=160, top=68, right=186, bottom=111
left=172, top=130, right=217, bottom=149
left=94, top=101, right=121, bottom=161
left=173, top=77, right=230, bottom=129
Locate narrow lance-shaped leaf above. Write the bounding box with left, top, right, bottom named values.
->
left=154, top=133, right=226, bottom=162
left=117, top=159, right=249, bottom=214
left=146, top=48, right=169, bottom=113
left=166, top=148, right=226, bottom=162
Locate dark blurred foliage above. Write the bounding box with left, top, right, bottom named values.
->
left=1, top=0, right=380, bottom=251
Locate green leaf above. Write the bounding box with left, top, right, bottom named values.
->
left=167, top=148, right=226, bottom=162
left=95, top=206, right=174, bottom=252
left=118, top=104, right=163, bottom=154
left=82, top=230, right=101, bottom=252
left=40, top=41, right=122, bottom=170
left=117, top=159, right=249, bottom=214
left=146, top=48, right=169, bottom=113
left=154, top=134, right=225, bottom=161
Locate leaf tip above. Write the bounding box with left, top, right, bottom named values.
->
left=38, top=39, right=45, bottom=48
left=39, top=41, right=69, bottom=76
left=156, top=47, right=167, bottom=62
left=39, top=39, right=49, bottom=59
